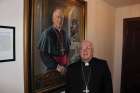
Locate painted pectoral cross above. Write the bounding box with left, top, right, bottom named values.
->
left=83, top=86, right=90, bottom=93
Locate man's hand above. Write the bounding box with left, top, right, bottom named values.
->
left=56, top=64, right=66, bottom=74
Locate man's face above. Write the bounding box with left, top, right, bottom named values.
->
left=80, top=42, right=93, bottom=62
left=52, top=9, right=64, bottom=29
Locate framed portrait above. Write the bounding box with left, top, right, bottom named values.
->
left=24, top=0, right=87, bottom=93
left=0, top=26, right=15, bottom=62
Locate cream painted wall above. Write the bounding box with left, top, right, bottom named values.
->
left=0, top=0, right=24, bottom=93
left=87, top=0, right=115, bottom=72
left=113, top=4, right=140, bottom=93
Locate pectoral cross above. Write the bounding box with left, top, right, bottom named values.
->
left=83, top=86, right=90, bottom=93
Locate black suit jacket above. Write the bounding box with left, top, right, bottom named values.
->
left=65, top=57, right=113, bottom=93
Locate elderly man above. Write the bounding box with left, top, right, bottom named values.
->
left=38, top=8, right=70, bottom=73
left=65, top=40, right=113, bottom=93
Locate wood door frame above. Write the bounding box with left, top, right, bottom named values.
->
left=24, top=0, right=30, bottom=93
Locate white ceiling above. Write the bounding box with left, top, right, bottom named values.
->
left=104, top=0, right=140, bottom=7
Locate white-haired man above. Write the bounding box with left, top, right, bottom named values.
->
left=38, top=8, right=70, bottom=74
left=65, top=40, right=113, bottom=93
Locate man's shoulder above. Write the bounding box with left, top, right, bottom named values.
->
left=93, top=57, right=108, bottom=67
left=68, top=61, right=81, bottom=69
left=46, top=27, right=54, bottom=33
left=93, top=57, right=106, bottom=63
left=41, top=27, right=55, bottom=35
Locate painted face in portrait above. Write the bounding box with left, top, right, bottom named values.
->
left=52, top=9, right=64, bottom=30
left=80, top=41, right=93, bottom=62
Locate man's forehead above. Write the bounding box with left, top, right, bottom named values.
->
left=54, top=9, right=63, bottom=15
left=80, top=40, right=93, bottom=49
left=81, top=43, right=92, bottom=48
left=82, top=41, right=92, bottom=45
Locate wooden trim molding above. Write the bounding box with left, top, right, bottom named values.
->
left=23, top=0, right=30, bottom=93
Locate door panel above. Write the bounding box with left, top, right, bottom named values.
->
left=121, top=17, right=140, bottom=93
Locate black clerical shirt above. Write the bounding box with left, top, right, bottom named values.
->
left=81, top=62, right=91, bottom=89
left=65, top=57, right=113, bottom=93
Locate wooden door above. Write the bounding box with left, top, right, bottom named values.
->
left=121, top=17, right=140, bottom=93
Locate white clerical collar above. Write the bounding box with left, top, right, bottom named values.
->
left=85, top=62, right=90, bottom=66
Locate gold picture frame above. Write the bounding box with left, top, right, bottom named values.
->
left=24, top=0, right=87, bottom=93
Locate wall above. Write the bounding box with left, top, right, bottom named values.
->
left=0, top=0, right=24, bottom=93
left=87, top=0, right=115, bottom=72
left=113, top=4, right=140, bottom=93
